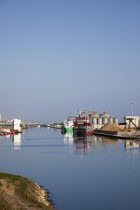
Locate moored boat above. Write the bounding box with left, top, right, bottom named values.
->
left=61, top=120, right=74, bottom=133
left=73, top=116, right=93, bottom=137
left=3, top=129, right=15, bottom=135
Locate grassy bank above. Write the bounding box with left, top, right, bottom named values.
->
left=0, top=172, right=53, bottom=210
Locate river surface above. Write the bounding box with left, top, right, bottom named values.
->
left=0, top=127, right=140, bottom=210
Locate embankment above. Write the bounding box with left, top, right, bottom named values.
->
left=0, top=172, right=53, bottom=210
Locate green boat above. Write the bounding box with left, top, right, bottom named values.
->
left=61, top=120, right=74, bottom=133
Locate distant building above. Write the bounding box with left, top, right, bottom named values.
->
left=12, top=119, right=21, bottom=131
left=124, top=116, right=140, bottom=129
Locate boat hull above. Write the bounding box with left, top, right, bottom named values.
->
left=61, top=126, right=73, bottom=134
left=74, top=127, right=93, bottom=137
left=7, top=132, right=15, bottom=135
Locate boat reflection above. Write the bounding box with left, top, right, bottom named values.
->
left=64, top=133, right=74, bottom=144
left=74, top=136, right=121, bottom=147
left=62, top=131, right=123, bottom=154
left=11, top=134, right=21, bottom=150
left=72, top=136, right=122, bottom=155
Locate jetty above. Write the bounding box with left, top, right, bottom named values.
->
left=93, top=123, right=140, bottom=139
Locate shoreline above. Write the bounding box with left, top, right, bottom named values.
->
left=0, top=172, right=53, bottom=209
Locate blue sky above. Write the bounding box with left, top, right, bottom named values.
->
left=0, top=0, right=140, bottom=122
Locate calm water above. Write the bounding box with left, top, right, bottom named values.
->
left=0, top=128, right=140, bottom=210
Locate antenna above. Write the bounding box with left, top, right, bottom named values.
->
left=130, top=102, right=134, bottom=116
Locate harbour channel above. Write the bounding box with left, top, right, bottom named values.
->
left=0, top=127, right=140, bottom=210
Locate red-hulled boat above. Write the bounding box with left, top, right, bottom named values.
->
left=73, top=116, right=93, bottom=137
left=7, top=132, right=15, bottom=135
left=3, top=129, right=15, bottom=135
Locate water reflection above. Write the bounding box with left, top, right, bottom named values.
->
left=73, top=136, right=122, bottom=152
left=125, top=140, right=140, bottom=158
left=62, top=132, right=123, bottom=155
left=1, top=128, right=140, bottom=210
left=74, top=136, right=99, bottom=149
left=101, top=137, right=122, bottom=145
left=6, top=135, right=10, bottom=139
left=11, top=134, right=21, bottom=150
left=125, top=140, right=140, bottom=149
left=64, top=133, right=74, bottom=144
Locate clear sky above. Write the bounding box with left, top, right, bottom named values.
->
left=0, top=0, right=140, bottom=122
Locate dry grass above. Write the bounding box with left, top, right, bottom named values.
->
left=0, top=172, right=53, bottom=210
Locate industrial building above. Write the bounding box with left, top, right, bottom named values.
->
left=79, top=111, right=118, bottom=129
